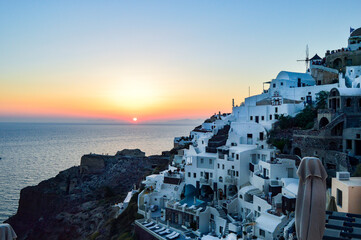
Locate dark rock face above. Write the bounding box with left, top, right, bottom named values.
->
left=80, top=154, right=107, bottom=174
left=116, top=149, right=146, bottom=158
left=6, top=149, right=169, bottom=240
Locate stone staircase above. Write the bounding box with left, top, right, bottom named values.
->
left=217, top=207, right=230, bottom=235
left=206, top=125, right=230, bottom=153
left=325, top=112, right=345, bottom=130
left=224, top=223, right=229, bottom=235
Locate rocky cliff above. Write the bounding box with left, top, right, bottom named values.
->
left=6, top=149, right=169, bottom=240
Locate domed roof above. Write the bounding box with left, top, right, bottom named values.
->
left=351, top=27, right=361, bottom=37
left=275, top=71, right=316, bottom=85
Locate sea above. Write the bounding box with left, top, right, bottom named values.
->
left=0, top=122, right=196, bottom=223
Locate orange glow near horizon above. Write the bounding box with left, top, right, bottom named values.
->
left=0, top=67, right=258, bottom=122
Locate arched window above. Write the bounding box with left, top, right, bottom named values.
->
left=219, top=176, right=223, bottom=183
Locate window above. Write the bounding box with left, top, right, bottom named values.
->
left=250, top=116, right=253, bottom=121
left=219, top=176, right=223, bottom=182
left=222, top=164, right=225, bottom=170
left=261, top=116, right=264, bottom=121
left=275, top=107, right=278, bottom=113
left=247, top=134, right=252, bottom=138
left=193, top=173, right=196, bottom=178
left=270, top=115, right=272, bottom=120
left=273, top=83, right=276, bottom=88
left=201, top=172, right=203, bottom=177
left=346, top=98, right=352, bottom=107
left=260, top=229, right=265, bottom=237
left=236, top=154, right=239, bottom=160
left=232, top=153, right=235, bottom=158
left=218, top=163, right=220, bottom=168
left=232, top=165, right=234, bottom=169
left=209, top=159, right=212, bottom=164
left=346, top=140, right=352, bottom=149
left=236, top=171, right=239, bottom=177
left=258, top=206, right=261, bottom=211
left=188, top=172, right=191, bottom=178
left=337, top=189, right=343, bottom=207
left=275, top=114, right=279, bottom=120
left=281, top=82, right=283, bottom=86
left=200, top=158, right=204, bottom=164
left=210, top=173, right=213, bottom=178
left=259, top=132, right=264, bottom=141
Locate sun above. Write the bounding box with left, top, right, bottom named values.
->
left=133, top=117, right=138, bottom=122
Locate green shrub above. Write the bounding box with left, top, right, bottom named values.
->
left=316, top=91, right=329, bottom=109
left=90, top=231, right=100, bottom=240
left=353, top=164, right=361, bottom=177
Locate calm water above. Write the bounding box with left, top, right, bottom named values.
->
left=0, top=122, right=194, bottom=223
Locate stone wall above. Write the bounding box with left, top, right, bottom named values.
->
left=325, top=50, right=361, bottom=72
left=311, top=67, right=339, bottom=85
left=292, top=133, right=349, bottom=177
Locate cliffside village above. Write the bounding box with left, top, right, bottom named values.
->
left=134, top=28, right=361, bottom=240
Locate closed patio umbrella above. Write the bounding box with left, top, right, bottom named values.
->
left=295, top=157, right=327, bottom=240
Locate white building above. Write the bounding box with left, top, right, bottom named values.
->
left=233, top=71, right=338, bottom=130
left=136, top=28, right=361, bottom=239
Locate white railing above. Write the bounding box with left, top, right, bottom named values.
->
left=200, top=178, right=212, bottom=185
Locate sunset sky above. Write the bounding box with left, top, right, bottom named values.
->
left=1, top=1, right=360, bottom=123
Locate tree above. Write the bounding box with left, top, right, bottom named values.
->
left=353, top=164, right=361, bottom=177
left=294, top=105, right=317, bottom=129
left=316, top=91, right=329, bottom=109
left=277, top=114, right=294, bottom=129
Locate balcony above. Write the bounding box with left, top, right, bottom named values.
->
left=200, top=178, right=212, bottom=185
left=255, top=173, right=269, bottom=180
left=164, top=172, right=184, bottom=185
